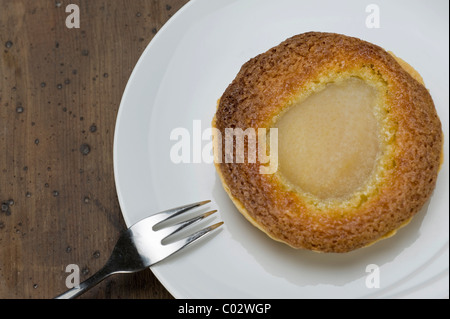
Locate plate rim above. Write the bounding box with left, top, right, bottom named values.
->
left=113, top=0, right=201, bottom=298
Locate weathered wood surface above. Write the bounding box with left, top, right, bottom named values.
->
left=0, top=0, right=189, bottom=299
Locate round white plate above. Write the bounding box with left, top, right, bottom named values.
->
left=114, top=0, right=449, bottom=298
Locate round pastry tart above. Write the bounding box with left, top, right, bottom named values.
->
left=212, top=32, right=443, bottom=253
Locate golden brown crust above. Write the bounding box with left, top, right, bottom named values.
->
left=213, top=32, right=443, bottom=253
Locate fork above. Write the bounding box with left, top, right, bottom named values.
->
left=55, top=200, right=223, bottom=299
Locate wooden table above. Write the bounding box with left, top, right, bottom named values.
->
left=0, top=0, right=190, bottom=299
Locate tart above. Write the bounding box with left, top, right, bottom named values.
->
left=213, top=32, right=443, bottom=253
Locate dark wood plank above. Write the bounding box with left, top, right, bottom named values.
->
left=0, top=0, right=189, bottom=299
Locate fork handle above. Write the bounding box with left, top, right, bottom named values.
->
left=54, top=265, right=113, bottom=299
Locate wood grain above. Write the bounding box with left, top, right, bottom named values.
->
left=0, top=0, right=189, bottom=299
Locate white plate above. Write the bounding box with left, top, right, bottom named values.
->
left=113, top=0, right=449, bottom=298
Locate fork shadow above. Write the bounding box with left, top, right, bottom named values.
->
left=212, top=173, right=430, bottom=290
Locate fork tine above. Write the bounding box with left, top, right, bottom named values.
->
left=157, top=210, right=218, bottom=241
left=162, top=221, right=224, bottom=257
left=150, top=200, right=211, bottom=226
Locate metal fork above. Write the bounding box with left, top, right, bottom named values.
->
left=55, top=200, right=223, bottom=299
